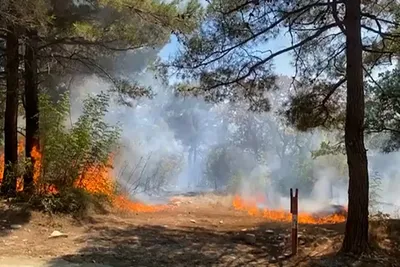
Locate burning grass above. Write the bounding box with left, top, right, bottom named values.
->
left=232, top=195, right=346, bottom=224
left=0, top=138, right=166, bottom=214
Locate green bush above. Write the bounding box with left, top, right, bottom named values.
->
left=30, top=188, right=109, bottom=216
left=29, top=91, right=121, bottom=215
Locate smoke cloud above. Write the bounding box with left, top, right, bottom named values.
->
left=65, top=48, right=400, bottom=217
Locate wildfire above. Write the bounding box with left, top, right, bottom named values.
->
left=0, top=140, right=26, bottom=191
left=0, top=139, right=165, bottom=213
left=232, top=195, right=346, bottom=224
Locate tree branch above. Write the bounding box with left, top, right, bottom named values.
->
left=322, top=78, right=346, bottom=106
left=180, top=1, right=338, bottom=70
left=38, top=37, right=145, bottom=51
left=204, top=23, right=338, bottom=91
left=331, top=0, right=346, bottom=34
left=361, top=25, right=400, bottom=39
left=361, top=12, right=400, bottom=27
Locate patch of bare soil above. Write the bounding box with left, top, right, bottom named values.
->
left=0, top=195, right=399, bottom=267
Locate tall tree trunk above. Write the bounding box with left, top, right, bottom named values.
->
left=1, top=25, right=19, bottom=196
left=24, top=29, right=39, bottom=193
left=341, top=0, right=370, bottom=254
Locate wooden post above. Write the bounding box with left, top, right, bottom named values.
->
left=290, top=188, right=298, bottom=256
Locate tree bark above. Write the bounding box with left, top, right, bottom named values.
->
left=341, top=0, right=370, bottom=254
left=24, top=29, right=39, bottom=193
left=1, top=25, right=19, bottom=196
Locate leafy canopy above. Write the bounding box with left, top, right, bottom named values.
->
left=366, top=66, right=400, bottom=152
left=170, top=0, right=399, bottom=128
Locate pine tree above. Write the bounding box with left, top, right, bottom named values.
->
left=0, top=0, right=203, bottom=194
left=170, top=0, right=400, bottom=254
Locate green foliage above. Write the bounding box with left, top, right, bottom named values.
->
left=311, top=141, right=345, bottom=158
left=283, top=81, right=346, bottom=132
left=31, top=188, right=111, bottom=216
left=170, top=0, right=397, bottom=137
left=33, top=91, right=121, bottom=214
left=365, top=67, right=400, bottom=152
left=280, top=153, right=315, bottom=195
left=1, top=0, right=51, bottom=29
left=204, top=145, right=232, bottom=189
left=51, top=0, right=203, bottom=47
left=6, top=0, right=204, bottom=108
left=109, top=79, right=155, bottom=107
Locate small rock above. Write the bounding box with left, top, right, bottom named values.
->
left=244, top=233, right=256, bottom=244
left=1, top=220, right=7, bottom=223
left=10, top=224, right=22, bottom=229
left=219, top=220, right=223, bottom=224
left=277, top=234, right=285, bottom=240
left=49, top=230, right=68, bottom=238
left=241, top=228, right=247, bottom=232
left=265, top=229, right=274, bottom=234
left=190, top=219, right=196, bottom=223
left=299, top=239, right=306, bottom=245
left=284, top=253, right=292, bottom=258
left=172, top=201, right=181, bottom=206
left=269, top=257, right=277, bottom=263
left=278, top=256, right=285, bottom=260
left=279, top=242, right=285, bottom=247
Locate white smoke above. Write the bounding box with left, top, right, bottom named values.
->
left=63, top=48, right=400, bottom=217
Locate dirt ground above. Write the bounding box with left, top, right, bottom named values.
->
left=0, top=193, right=399, bottom=267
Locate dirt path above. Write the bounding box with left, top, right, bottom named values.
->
left=0, top=194, right=399, bottom=267
left=0, top=257, right=111, bottom=267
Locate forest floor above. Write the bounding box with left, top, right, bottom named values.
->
left=0, top=193, right=399, bottom=267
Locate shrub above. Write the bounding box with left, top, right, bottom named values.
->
left=28, top=91, right=121, bottom=215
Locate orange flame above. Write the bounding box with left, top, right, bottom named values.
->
left=232, top=195, right=346, bottom=224
left=0, top=140, right=25, bottom=191
left=0, top=139, right=165, bottom=213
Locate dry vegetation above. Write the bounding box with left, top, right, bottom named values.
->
left=0, top=193, right=399, bottom=267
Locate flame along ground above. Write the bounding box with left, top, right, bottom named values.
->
left=232, top=195, right=346, bottom=224
left=0, top=140, right=347, bottom=220
left=0, top=139, right=166, bottom=213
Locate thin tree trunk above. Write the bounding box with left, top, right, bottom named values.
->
left=24, top=28, right=39, bottom=193
left=192, top=144, right=197, bottom=186
left=1, top=25, right=19, bottom=196
left=341, top=0, right=370, bottom=254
